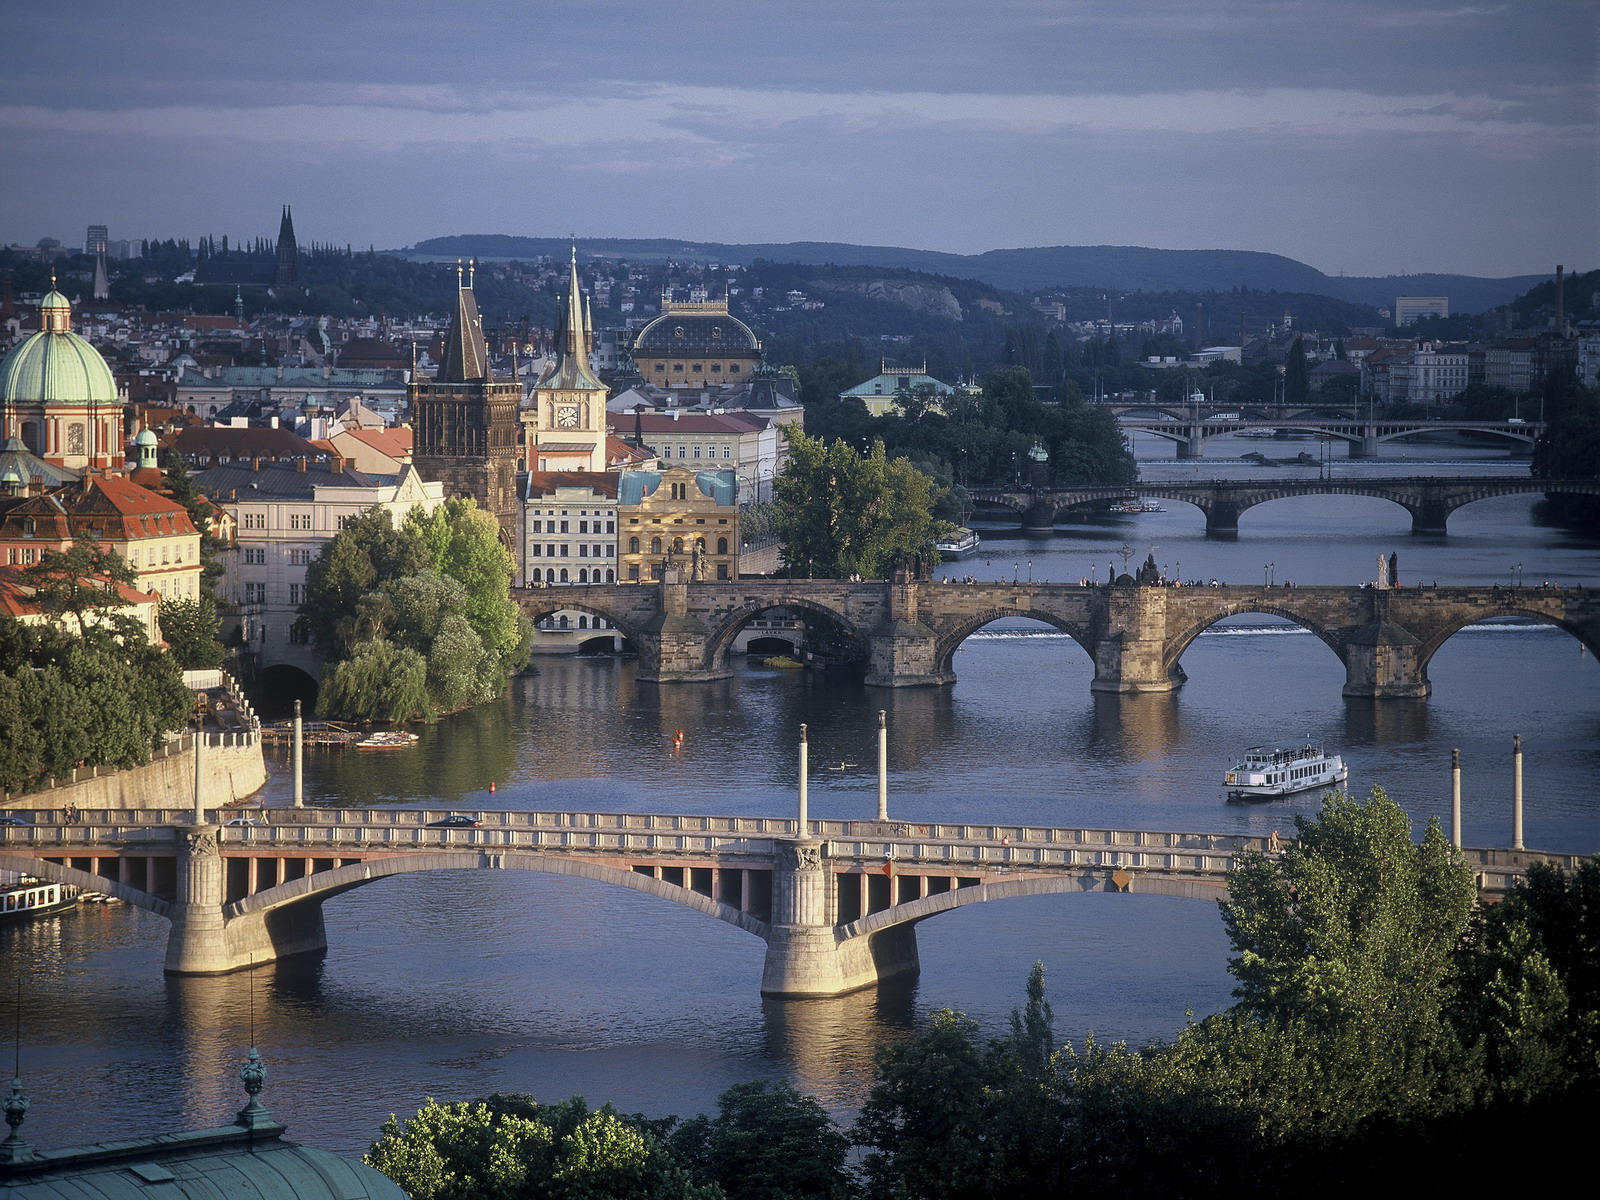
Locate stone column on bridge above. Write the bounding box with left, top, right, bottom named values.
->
left=1340, top=617, right=1429, bottom=699
left=635, top=566, right=723, bottom=683
left=1021, top=501, right=1057, bottom=532
left=865, top=574, right=947, bottom=687
left=1350, top=423, right=1379, bottom=459
left=761, top=839, right=919, bottom=996
left=1177, top=425, right=1205, bottom=459
left=1091, top=584, right=1187, bottom=693
left=164, top=825, right=230, bottom=973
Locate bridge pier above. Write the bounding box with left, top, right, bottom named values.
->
left=1177, top=432, right=1205, bottom=459
left=761, top=839, right=919, bottom=996
left=634, top=571, right=730, bottom=683
left=1090, top=587, right=1187, bottom=693
left=865, top=574, right=950, bottom=687
left=1340, top=621, right=1430, bottom=699
left=1020, top=503, right=1057, bottom=532
left=1201, top=502, right=1241, bottom=538
left=164, top=825, right=328, bottom=974
left=1349, top=427, right=1379, bottom=459
left=1409, top=503, right=1450, bottom=536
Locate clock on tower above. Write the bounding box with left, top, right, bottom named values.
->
left=556, top=404, right=579, bottom=428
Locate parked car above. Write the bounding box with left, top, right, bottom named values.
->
left=427, top=814, right=480, bottom=828
left=224, top=817, right=264, bottom=827
left=0, top=815, right=28, bottom=827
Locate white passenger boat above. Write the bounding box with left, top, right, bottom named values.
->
left=1225, top=740, right=1348, bottom=802
left=1, top=875, right=79, bottom=922
left=936, top=528, right=981, bottom=559
left=355, top=730, right=420, bottom=749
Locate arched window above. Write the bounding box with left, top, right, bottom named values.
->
left=558, top=614, right=569, bottom=628
left=578, top=568, right=589, bottom=583
left=672, top=537, right=684, bottom=554
left=578, top=615, right=589, bottom=628
left=629, top=536, right=640, bottom=553
left=605, top=569, right=615, bottom=583
left=559, top=568, right=570, bottom=583
left=529, top=568, right=541, bottom=583
left=717, top=537, right=728, bottom=554
left=650, top=537, right=662, bottom=554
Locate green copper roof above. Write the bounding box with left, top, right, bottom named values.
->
left=0, top=330, right=118, bottom=407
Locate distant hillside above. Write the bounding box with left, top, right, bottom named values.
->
left=400, top=235, right=1550, bottom=315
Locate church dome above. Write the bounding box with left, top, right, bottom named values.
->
left=0, top=292, right=118, bottom=408
left=634, top=303, right=761, bottom=357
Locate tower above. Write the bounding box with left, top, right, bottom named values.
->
left=274, top=206, right=299, bottom=286
left=525, top=247, right=608, bottom=472
left=409, top=262, right=521, bottom=540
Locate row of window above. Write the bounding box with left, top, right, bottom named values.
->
left=241, top=547, right=315, bottom=566
left=651, top=363, right=743, bottom=374
left=529, top=568, right=616, bottom=584
left=655, top=445, right=733, bottom=459
left=532, top=519, right=616, bottom=534
left=240, top=512, right=314, bottom=530
left=537, top=613, right=614, bottom=629
left=529, top=544, right=613, bottom=559
left=624, top=562, right=730, bottom=581
left=626, top=536, right=729, bottom=555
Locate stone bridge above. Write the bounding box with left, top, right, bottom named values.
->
left=1118, top=416, right=1542, bottom=459
left=511, top=576, right=1600, bottom=698
left=969, top=477, right=1600, bottom=535
left=0, top=809, right=1574, bottom=996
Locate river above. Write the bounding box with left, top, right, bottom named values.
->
left=5, top=436, right=1598, bottom=1157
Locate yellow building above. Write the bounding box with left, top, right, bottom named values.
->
left=617, top=466, right=739, bottom=582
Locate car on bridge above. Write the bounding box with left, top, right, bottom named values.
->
left=0, top=815, right=28, bottom=827
left=427, top=813, right=480, bottom=828
left=224, top=817, right=264, bottom=827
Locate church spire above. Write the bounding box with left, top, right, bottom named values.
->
left=275, top=206, right=299, bottom=286
left=536, top=246, right=604, bottom=392
left=435, top=263, right=491, bottom=383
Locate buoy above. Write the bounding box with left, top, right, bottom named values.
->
left=489, top=781, right=496, bottom=793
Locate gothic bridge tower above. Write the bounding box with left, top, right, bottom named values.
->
left=410, top=263, right=523, bottom=541
left=274, top=206, right=299, bottom=286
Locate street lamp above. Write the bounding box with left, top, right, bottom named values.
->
left=1264, top=562, right=1274, bottom=587
left=1027, top=559, right=1033, bottom=582
left=1512, top=562, right=1523, bottom=588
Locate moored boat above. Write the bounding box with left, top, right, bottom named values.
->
left=1225, top=740, right=1348, bottom=802
left=937, top=528, right=981, bottom=559
left=1, top=874, right=79, bottom=922
left=355, top=730, right=420, bottom=749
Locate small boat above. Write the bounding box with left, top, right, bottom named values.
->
left=761, top=655, right=805, bottom=669
left=1113, top=499, right=1165, bottom=514
left=1225, top=740, right=1348, bottom=802
left=937, top=528, right=981, bottom=559
left=1, top=875, right=79, bottom=922
left=827, top=762, right=857, bottom=771
left=355, top=730, right=420, bottom=749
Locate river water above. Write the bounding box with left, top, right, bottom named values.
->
left=5, top=436, right=1598, bottom=1157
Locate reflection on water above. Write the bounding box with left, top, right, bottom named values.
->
left=6, top=492, right=1598, bottom=1156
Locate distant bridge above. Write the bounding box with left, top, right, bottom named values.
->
left=969, top=476, right=1600, bottom=535
left=507, top=576, right=1600, bottom=698
left=1117, top=416, right=1541, bottom=459
left=1, top=809, right=1575, bottom=995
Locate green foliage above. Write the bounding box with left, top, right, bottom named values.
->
left=366, top=1095, right=717, bottom=1200
left=20, top=541, right=137, bottom=636
left=158, top=595, right=225, bottom=669
left=1282, top=335, right=1309, bottom=406
left=0, top=617, right=189, bottom=793
left=303, top=501, right=530, bottom=720
left=671, top=1080, right=851, bottom=1200
left=1532, top=375, right=1600, bottom=530
left=771, top=430, right=944, bottom=579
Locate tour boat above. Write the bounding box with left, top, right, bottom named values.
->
left=1, top=875, right=79, bottom=922
left=1113, top=499, right=1165, bottom=514
left=1224, top=740, right=1348, bottom=802
left=355, top=730, right=420, bottom=749
left=937, top=528, right=981, bottom=559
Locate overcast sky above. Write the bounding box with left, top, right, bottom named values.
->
left=3, top=1, right=1594, bottom=278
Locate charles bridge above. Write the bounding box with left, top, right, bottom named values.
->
left=509, top=575, right=1599, bottom=699
left=968, top=476, right=1600, bottom=535
left=0, top=808, right=1577, bottom=995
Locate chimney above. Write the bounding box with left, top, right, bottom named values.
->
left=229, top=488, right=237, bottom=500
left=296, top=457, right=307, bottom=473
left=252, top=456, right=262, bottom=471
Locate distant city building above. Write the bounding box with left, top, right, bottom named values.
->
left=839, top=361, right=955, bottom=418
left=1395, top=296, right=1449, bottom=326
left=606, top=408, right=781, bottom=502
left=274, top=205, right=300, bottom=286
left=521, top=470, right=618, bottom=589
left=632, top=298, right=763, bottom=388
left=84, top=224, right=108, bottom=255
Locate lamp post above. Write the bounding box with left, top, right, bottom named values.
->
left=1027, top=560, right=1033, bottom=583
left=1264, top=562, right=1274, bottom=587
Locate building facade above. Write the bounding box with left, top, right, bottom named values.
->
left=617, top=467, right=738, bottom=582
left=631, top=299, right=763, bottom=388
left=0, top=288, right=124, bottom=470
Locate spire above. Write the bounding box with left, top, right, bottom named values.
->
left=535, top=246, right=605, bottom=392
left=92, top=252, right=109, bottom=301
left=275, top=206, right=299, bottom=285
left=435, top=269, right=492, bottom=383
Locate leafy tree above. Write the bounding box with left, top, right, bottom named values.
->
left=406, top=499, right=532, bottom=663
left=772, top=430, right=944, bottom=579
left=20, top=541, right=138, bottom=636
left=671, top=1080, right=851, bottom=1200
left=301, top=508, right=432, bottom=660
left=1282, top=335, right=1309, bottom=406
left=158, top=595, right=225, bottom=669
left=318, top=638, right=431, bottom=722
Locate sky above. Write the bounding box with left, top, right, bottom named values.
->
left=2, top=0, right=1595, bottom=279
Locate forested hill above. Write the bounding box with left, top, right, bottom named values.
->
left=401, top=235, right=1549, bottom=314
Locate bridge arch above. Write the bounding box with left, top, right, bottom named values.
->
left=1159, top=603, right=1346, bottom=678
left=933, top=608, right=1096, bottom=678
left=227, top=850, right=772, bottom=939
left=516, top=594, right=643, bottom=649
left=840, top=871, right=1229, bottom=938
left=701, top=598, right=862, bottom=673
left=0, top=853, right=173, bottom=919
left=1415, top=605, right=1600, bottom=669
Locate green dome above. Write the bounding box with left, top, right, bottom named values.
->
left=0, top=328, right=119, bottom=408
left=135, top=426, right=158, bottom=447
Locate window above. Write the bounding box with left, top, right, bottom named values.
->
left=289, top=512, right=312, bottom=530
left=717, top=537, right=728, bottom=554
left=559, top=520, right=569, bottom=533
left=288, top=584, right=304, bottom=604
left=673, top=364, right=684, bottom=373
left=628, top=565, right=640, bottom=581
left=578, top=544, right=589, bottom=557
left=245, top=583, right=266, bottom=604
left=558, top=571, right=569, bottom=585
left=606, top=569, right=615, bottom=582
left=677, top=446, right=686, bottom=458
left=578, top=570, right=589, bottom=584
left=289, top=548, right=312, bottom=566
left=243, top=512, right=265, bottom=529
left=579, top=520, right=589, bottom=534
left=594, top=544, right=604, bottom=558
left=692, top=363, right=702, bottom=373
left=650, top=537, right=662, bottom=554
left=729, top=364, right=741, bottom=373
left=722, top=446, right=731, bottom=458
left=243, top=548, right=266, bottom=565
left=531, top=544, right=542, bottom=557
left=692, top=445, right=701, bottom=458
left=711, top=363, right=721, bottom=373
left=605, top=521, right=614, bottom=534
left=560, top=544, right=570, bottom=557
left=717, top=563, right=729, bottom=580
left=629, top=537, right=640, bottom=553
left=288, top=621, right=308, bottom=645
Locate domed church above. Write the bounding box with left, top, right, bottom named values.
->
left=632, top=296, right=763, bottom=388
left=0, top=283, right=123, bottom=470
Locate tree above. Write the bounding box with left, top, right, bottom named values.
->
left=20, top=541, right=138, bottom=636
left=158, top=595, right=225, bottom=669
left=318, top=638, right=431, bottom=722
left=1282, top=335, right=1309, bottom=406
left=671, top=1080, right=851, bottom=1200
left=772, top=430, right=944, bottom=579
left=301, top=508, right=432, bottom=659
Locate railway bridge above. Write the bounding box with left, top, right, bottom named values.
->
left=0, top=809, right=1574, bottom=995
left=968, top=476, right=1600, bottom=536
left=510, top=576, right=1600, bottom=698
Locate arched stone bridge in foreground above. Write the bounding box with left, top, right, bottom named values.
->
left=969, top=476, right=1600, bottom=536
left=511, top=577, right=1600, bottom=698
left=1, top=809, right=1578, bottom=996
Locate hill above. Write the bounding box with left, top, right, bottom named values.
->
left=400, top=236, right=1549, bottom=314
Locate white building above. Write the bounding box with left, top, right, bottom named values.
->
left=521, top=470, right=623, bottom=653
left=191, top=459, right=443, bottom=679
left=1395, top=296, right=1450, bottom=326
